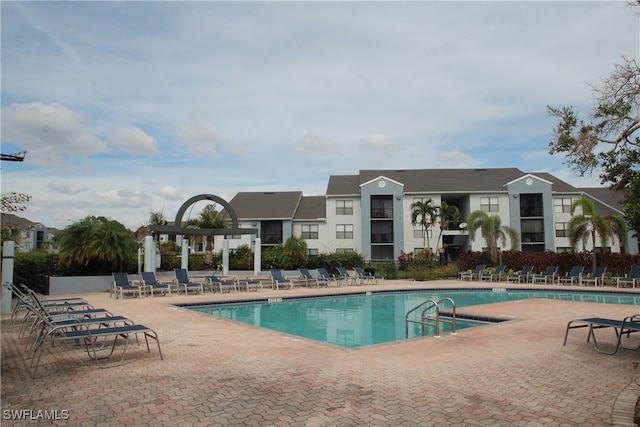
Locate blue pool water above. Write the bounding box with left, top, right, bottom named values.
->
left=184, top=289, right=640, bottom=348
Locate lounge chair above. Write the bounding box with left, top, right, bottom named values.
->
left=206, top=275, right=238, bottom=293
left=580, top=266, right=607, bottom=287
left=480, top=265, right=506, bottom=282
left=563, top=314, right=640, bottom=355
left=298, top=268, right=323, bottom=288
left=112, top=272, right=145, bottom=299
left=317, top=268, right=340, bottom=287
left=28, top=294, right=163, bottom=377
left=141, top=272, right=172, bottom=296
left=174, top=268, right=204, bottom=294
left=353, top=266, right=383, bottom=285
left=532, top=266, right=558, bottom=284
left=337, top=267, right=359, bottom=286
left=506, top=265, right=534, bottom=283
left=239, top=278, right=264, bottom=292
left=10, top=283, right=91, bottom=324
left=617, top=265, right=640, bottom=288
left=270, top=269, right=294, bottom=290
left=556, top=266, right=584, bottom=286
left=459, top=265, right=485, bottom=281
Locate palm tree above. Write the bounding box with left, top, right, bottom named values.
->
left=467, top=210, right=520, bottom=265
left=435, top=201, right=461, bottom=251
left=411, top=199, right=438, bottom=251
left=567, top=196, right=629, bottom=271
left=54, top=216, right=137, bottom=274
left=186, top=204, right=230, bottom=265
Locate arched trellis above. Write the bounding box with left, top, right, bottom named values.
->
left=148, top=194, right=257, bottom=238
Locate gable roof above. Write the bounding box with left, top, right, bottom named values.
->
left=1, top=213, right=38, bottom=228
left=294, top=196, right=326, bottom=220
left=580, top=187, right=624, bottom=214
left=228, top=191, right=303, bottom=220
left=326, top=168, right=583, bottom=195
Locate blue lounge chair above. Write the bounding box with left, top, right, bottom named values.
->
left=270, top=269, right=294, bottom=290
left=563, top=314, right=640, bottom=355
left=141, top=272, right=172, bottom=296
left=617, top=265, right=640, bottom=288
left=557, top=266, right=584, bottom=286
left=506, top=265, right=534, bottom=283
left=337, top=267, right=358, bottom=286
left=459, top=265, right=485, bottom=281
left=112, top=272, right=145, bottom=299
left=532, top=266, right=558, bottom=284
left=480, top=265, right=506, bottom=282
left=580, top=266, right=607, bottom=287
left=298, top=268, right=323, bottom=288
left=206, top=275, right=238, bottom=293
left=174, top=269, right=204, bottom=295
left=353, top=266, right=383, bottom=285
left=316, top=268, right=340, bottom=287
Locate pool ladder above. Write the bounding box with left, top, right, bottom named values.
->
left=405, top=297, right=456, bottom=339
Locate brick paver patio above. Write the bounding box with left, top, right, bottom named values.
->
left=2, top=280, right=638, bottom=426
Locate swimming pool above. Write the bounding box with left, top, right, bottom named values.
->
left=184, top=289, right=640, bottom=348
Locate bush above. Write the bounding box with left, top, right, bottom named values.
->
left=14, top=250, right=49, bottom=294
left=230, top=244, right=253, bottom=270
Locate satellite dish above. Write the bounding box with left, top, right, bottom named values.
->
left=459, top=222, right=468, bottom=229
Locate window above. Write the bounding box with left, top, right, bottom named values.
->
left=336, top=248, right=353, bottom=253
left=480, top=197, right=499, bottom=212
left=520, top=194, right=543, bottom=217
left=336, top=224, right=354, bottom=239
left=555, top=222, right=568, bottom=238
left=336, top=200, right=353, bottom=215
left=301, top=224, right=318, bottom=239
left=307, top=248, right=319, bottom=257
left=556, top=247, right=572, bottom=253
left=554, top=198, right=572, bottom=213
left=413, top=227, right=431, bottom=238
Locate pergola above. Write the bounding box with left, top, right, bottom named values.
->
left=147, top=194, right=259, bottom=274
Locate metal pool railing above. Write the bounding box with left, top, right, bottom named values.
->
left=405, top=297, right=456, bottom=338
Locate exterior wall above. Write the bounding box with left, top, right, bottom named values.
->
left=505, top=177, right=555, bottom=252
left=467, top=193, right=512, bottom=252
left=325, top=196, right=362, bottom=254
left=360, top=177, right=404, bottom=261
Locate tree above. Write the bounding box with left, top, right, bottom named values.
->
left=186, top=204, right=230, bottom=268
left=411, top=199, right=438, bottom=251
left=54, top=216, right=137, bottom=274
left=548, top=55, right=640, bottom=235
left=467, top=210, right=520, bottom=265
left=0, top=192, right=31, bottom=213
left=567, top=196, right=629, bottom=271
left=283, top=236, right=308, bottom=269
left=435, top=201, right=461, bottom=251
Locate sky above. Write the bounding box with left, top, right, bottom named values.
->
left=1, top=1, right=639, bottom=231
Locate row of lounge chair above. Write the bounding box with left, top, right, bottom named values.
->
left=8, top=283, right=162, bottom=378
left=112, top=267, right=384, bottom=298
left=271, top=267, right=384, bottom=289
left=458, top=264, right=640, bottom=288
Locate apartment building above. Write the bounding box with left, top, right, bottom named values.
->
left=220, top=168, right=638, bottom=261
left=1, top=213, right=54, bottom=252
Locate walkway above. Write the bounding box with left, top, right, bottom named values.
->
left=2, top=280, right=638, bottom=426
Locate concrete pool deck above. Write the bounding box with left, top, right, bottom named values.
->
left=1, top=279, right=639, bottom=426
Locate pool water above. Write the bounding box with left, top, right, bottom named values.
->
left=185, top=290, right=640, bottom=348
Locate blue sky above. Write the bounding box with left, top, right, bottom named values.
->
left=2, top=1, right=638, bottom=230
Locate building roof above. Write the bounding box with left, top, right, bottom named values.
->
left=580, top=187, right=624, bottom=215
left=326, top=168, right=583, bottom=195
left=294, top=196, right=326, bottom=220
left=228, top=191, right=303, bottom=220
left=1, top=213, right=38, bottom=228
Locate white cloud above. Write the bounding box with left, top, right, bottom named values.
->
left=158, top=186, right=182, bottom=201
left=358, top=134, right=400, bottom=159
left=291, top=133, right=342, bottom=155
left=108, top=126, right=159, bottom=156
left=177, top=122, right=247, bottom=158
left=434, top=148, right=473, bottom=167
left=95, top=189, right=153, bottom=208
left=47, top=180, right=87, bottom=195
left=1, top=102, right=108, bottom=166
